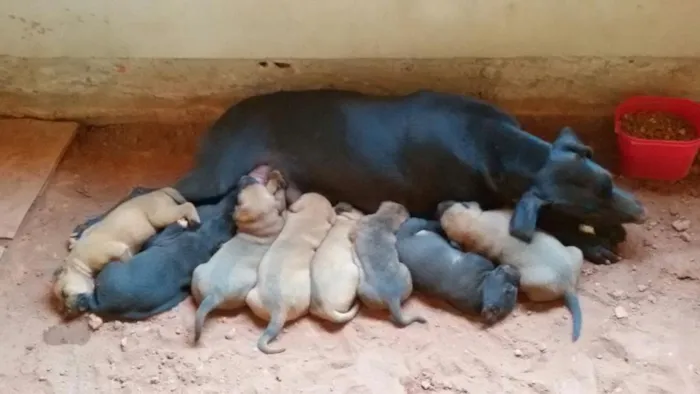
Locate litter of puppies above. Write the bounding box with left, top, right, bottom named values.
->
left=56, top=165, right=604, bottom=353
left=49, top=89, right=650, bottom=355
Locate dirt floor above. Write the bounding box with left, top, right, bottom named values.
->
left=0, top=122, right=699, bottom=394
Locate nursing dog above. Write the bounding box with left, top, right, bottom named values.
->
left=171, top=89, right=646, bottom=265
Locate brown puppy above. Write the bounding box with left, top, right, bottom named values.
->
left=350, top=201, right=427, bottom=327
left=438, top=201, right=585, bottom=341
left=308, top=202, right=363, bottom=323
left=53, top=187, right=200, bottom=315
left=246, top=192, right=336, bottom=354
left=191, top=170, right=287, bottom=343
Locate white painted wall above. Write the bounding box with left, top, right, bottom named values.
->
left=1, top=0, right=698, bottom=59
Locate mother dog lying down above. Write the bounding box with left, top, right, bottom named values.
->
left=172, top=89, right=646, bottom=265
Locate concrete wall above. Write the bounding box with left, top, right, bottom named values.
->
left=1, top=0, right=699, bottom=124
left=2, top=0, right=698, bottom=58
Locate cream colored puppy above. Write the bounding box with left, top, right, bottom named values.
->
left=438, top=200, right=585, bottom=341
left=246, top=192, right=335, bottom=354
left=191, top=170, right=287, bottom=343
left=53, top=187, right=199, bottom=315
left=308, top=202, right=363, bottom=323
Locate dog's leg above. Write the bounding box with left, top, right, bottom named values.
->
left=103, top=241, right=133, bottom=264
left=148, top=203, right=201, bottom=229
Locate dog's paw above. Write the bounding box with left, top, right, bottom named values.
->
left=177, top=218, right=189, bottom=228
left=583, top=245, right=621, bottom=265
left=186, top=218, right=202, bottom=230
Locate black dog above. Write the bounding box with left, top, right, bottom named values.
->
left=167, top=90, right=645, bottom=265
left=74, top=187, right=238, bottom=320
left=396, top=218, right=520, bottom=324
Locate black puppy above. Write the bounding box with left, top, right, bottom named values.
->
left=170, top=89, right=645, bottom=264
left=396, top=218, right=520, bottom=324
left=74, top=187, right=238, bottom=320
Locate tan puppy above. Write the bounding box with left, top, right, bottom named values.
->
left=53, top=187, right=200, bottom=315
left=246, top=192, right=336, bottom=354
left=191, top=170, right=287, bottom=343
left=308, top=202, right=363, bottom=324
left=350, top=201, right=427, bottom=327
left=438, top=200, right=585, bottom=341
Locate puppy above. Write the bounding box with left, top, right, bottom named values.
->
left=53, top=187, right=200, bottom=315
left=438, top=201, right=584, bottom=341
left=245, top=192, right=335, bottom=354
left=396, top=218, right=520, bottom=324
left=191, top=171, right=287, bottom=343
left=73, top=187, right=239, bottom=320
left=308, top=202, right=363, bottom=324
left=350, top=201, right=427, bottom=327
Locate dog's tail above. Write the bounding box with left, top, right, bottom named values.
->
left=396, top=218, right=443, bottom=240
left=161, top=187, right=188, bottom=205
left=324, top=302, right=361, bottom=324
left=193, top=294, right=222, bottom=344
left=388, top=296, right=427, bottom=327
left=257, top=308, right=287, bottom=354
left=563, top=290, right=583, bottom=342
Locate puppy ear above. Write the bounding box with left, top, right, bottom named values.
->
left=552, top=127, right=593, bottom=159
left=334, top=202, right=354, bottom=214
left=435, top=200, right=457, bottom=218
left=509, top=189, right=548, bottom=242
left=267, top=170, right=287, bottom=189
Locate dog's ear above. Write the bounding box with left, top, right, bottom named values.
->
left=237, top=175, right=259, bottom=190
left=509, top=189, right=549, bottom=242
left=552, top=127, right=593, bottom=159
left=435, top=200, right=457, bottom=218
left=267, top=170, right=287, bottom=189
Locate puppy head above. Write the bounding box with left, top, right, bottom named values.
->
left=234, top=176, right=279, bottom=225
left=376, top=201, right=409, bottom=229
left=437, top=201, right=483, bottom=242
left=510, top=127, right=646, bottom=242
left=289, top=192, right=334, bottom=216
left=52, top=264, right=94, bottom=316
left=266, top=170, right=288, bottom=212
left=480, top=264, right=521, bottom=325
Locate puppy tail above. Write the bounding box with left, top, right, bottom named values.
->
left=325, top=302, right=361, bottom=324
left=564, top=290, right=583, bottom=342
left=257, top=309, right=287, bottom=354
left=388, top=297, right=427, bottom=327
left=193, top=294, right=221, bottom=344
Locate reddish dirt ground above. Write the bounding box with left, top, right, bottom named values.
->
left=0, top=123, right=699, bottom=394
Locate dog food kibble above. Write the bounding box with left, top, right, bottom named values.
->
left=620, top=111, right=697, bottom=141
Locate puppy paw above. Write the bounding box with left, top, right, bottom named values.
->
left=184, top=216, right=202, bottom=229
left=583, top=245, right=621, bottom=265
left=66, top=237, right=77, bottom=251
left=177, top=218, right=189, bottom=228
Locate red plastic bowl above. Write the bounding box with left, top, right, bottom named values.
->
left=614, top=96, right=700, bottom=181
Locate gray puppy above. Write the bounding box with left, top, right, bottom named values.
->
left=350, top=201, right=427, bottom=327
left=396, top=218, right=520, bottom=324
